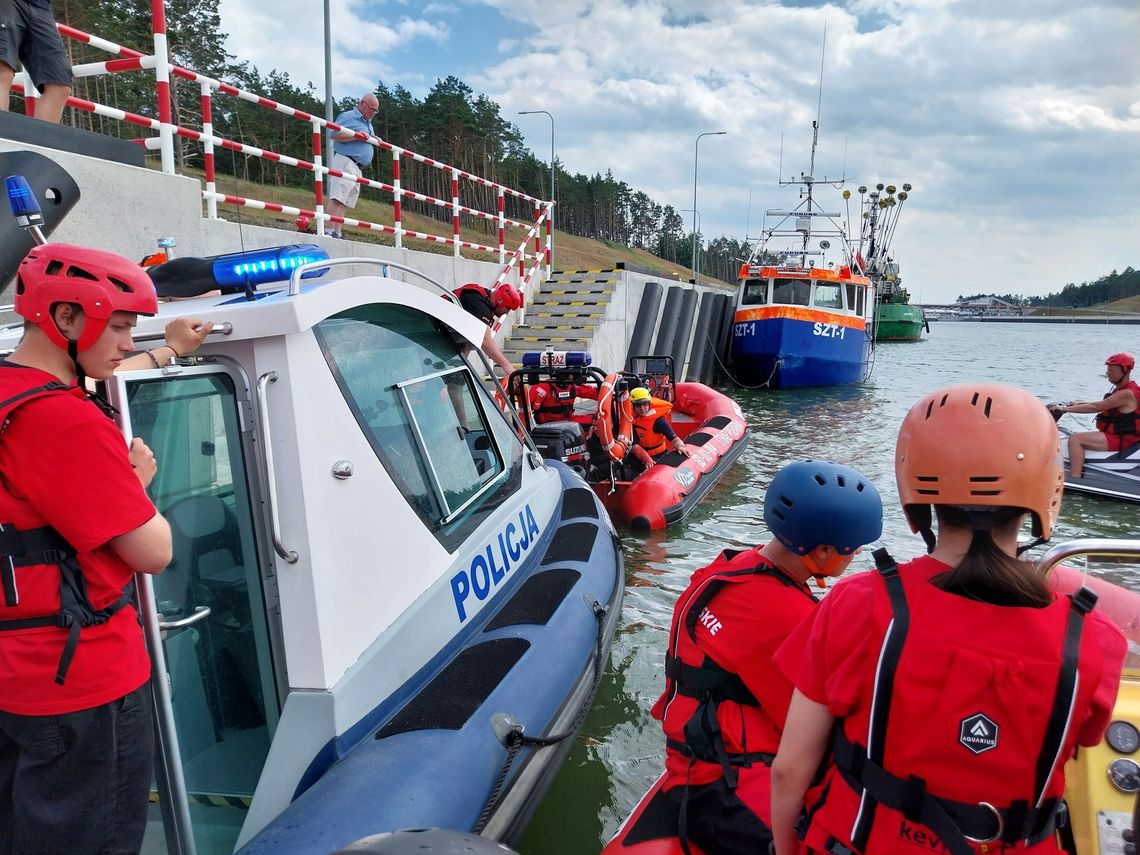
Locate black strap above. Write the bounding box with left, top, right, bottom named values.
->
left=1032, top=586, right=1095, bottom=804
left=0, top=524, right=75, bottom=606
left=849, top=548, right=907, bottom=852
left=666, top=737, right=774, bottom=768
left=0, top=381, right=71, bottom=413
left=833, top=729, right=1061, bottom=853
left=664, top=654, right=759, bottom=706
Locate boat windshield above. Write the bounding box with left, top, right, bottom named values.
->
left=315, top=303, right=523, bottom=549
left=742, top=278, right=768, bottom=306
left=772, top=279, right=810, bottom=306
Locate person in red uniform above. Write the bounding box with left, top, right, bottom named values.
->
left=643, top=460, right=883, bottom=855
left=629, top=386, right=689, bottom=469
left=452, top=282, right=522, bottom=380
left=528, top=373, right=599, bottom=426
left=0, top=244, right=174, bottom=855
left=1050, top=352, right=1140, bottom=478
left=772, top=383, right=1127, bottom=855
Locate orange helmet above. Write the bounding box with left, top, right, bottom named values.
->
left=491, top=282, right=523, bottom=311
left=895, top=383, right=1063, bottom=542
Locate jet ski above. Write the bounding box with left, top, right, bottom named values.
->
left=1052, top=405, right=1140, bottom=502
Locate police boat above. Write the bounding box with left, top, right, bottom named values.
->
left=507, top=352, right=749, bottom=530
left=0, top=236, right=624, bottom=854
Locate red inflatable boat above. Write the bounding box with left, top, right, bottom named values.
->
left=509, top=353, right=750, bottom=531
left=592, top=380, right=750, bottom=530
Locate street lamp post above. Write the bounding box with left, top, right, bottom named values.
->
left=692, top=130, right=726, bottom=284
left=519, top=110, right=556, bottom=258
left=680, top=208, right=701, bottom=278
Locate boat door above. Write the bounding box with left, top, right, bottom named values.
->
left=107, top=359, right=283, bottom=855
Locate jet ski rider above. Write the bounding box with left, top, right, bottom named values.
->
left=1049, top=352, right=1139, bottom=479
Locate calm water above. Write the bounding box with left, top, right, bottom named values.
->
left=518, top=321, right=1140, bottom=854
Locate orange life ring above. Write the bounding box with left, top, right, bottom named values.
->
left=596, top=372, right=634, bottom=462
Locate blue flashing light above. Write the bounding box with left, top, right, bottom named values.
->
left=6, top=175, right=44, bottom=225
left=521, top=350, right=591, bottom=368
left=211, top=244, right=330, bottom=288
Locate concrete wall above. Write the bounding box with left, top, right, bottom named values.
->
left=0, top=138, right=204, bottom=261
left=590, top=272, right=734, bottom=380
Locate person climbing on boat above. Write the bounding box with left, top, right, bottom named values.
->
left=0, top=243, right=174, bottom=855
left=642, top=461, right=883, bottom=855
left=451, top=282, right=522, bottom=382
left=629, top=386, right=688, bottom=470
left=1050, top=352, right=1140, bottom=479
left=528, top=371, right=599, bottom=427
left=771, top=382, right=1128, bottom=855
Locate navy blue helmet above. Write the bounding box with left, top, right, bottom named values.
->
left=764, top=460, right=883, bottom=555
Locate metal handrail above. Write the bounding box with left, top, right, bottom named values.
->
left=1038, top=538, right=1140, bottom=575
left=287, top=257, right=451, bottom=298
left=132, top=321, right=234, bottom=346
left=256, top=372, right=298, bottom=564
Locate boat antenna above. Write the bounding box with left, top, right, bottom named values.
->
left=815, top=23, right=826, bottom=132
left=744, top=188, right=753, bottom=242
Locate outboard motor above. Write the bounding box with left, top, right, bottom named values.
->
left=530, top=419, right=589, bottom=478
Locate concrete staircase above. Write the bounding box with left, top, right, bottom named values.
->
left=502, top=269, right=619, bottom=364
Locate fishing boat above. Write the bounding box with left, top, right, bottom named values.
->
left=509, top=353, right=749, bottom=530
left=852, top=182, right=927, bottom=342
left=602, top=538, right=1140, bottom=855
left=730, top=121, right=875, bottom=388
left=0, top=173, right=624, bottom=853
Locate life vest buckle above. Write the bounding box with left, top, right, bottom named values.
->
left=962, top=801, right=1004, bottom=845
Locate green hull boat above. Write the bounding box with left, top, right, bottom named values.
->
left=874, top=297, right=925, bottom=342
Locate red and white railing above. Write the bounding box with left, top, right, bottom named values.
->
left=10, top=0, right=552, bottom=298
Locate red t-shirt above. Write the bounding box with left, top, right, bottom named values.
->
left=0, top=366, right=158, bottom=715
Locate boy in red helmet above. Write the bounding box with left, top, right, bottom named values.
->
left=0, top=244, right=174, bottom=854
left=1050, top=352, right=1140, bottom=478
left=451, top=282, right=521, bottom=380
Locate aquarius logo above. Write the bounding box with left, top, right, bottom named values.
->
left=959, top=712, right=999, bottom=754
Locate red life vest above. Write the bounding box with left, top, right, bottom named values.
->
left=652, top=547, right=815, bottom=788
left=451, top=283, right=490, bottom=302
left=530, top=381, right=597, bottom=424
left=1094, top=380, right=1140, bottom=446
left=800, top=550, right=1101, bottom=855
left=633, top=397, right=673, bottom=457
left=0, top=376, right=135, bottom=685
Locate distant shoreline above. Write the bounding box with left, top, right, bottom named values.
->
left=927, top=315, right=1140, bottom=325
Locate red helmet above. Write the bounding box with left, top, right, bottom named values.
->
left=491, top=282, right=523, bottom=311
left=1106, top=352, right=1135, bottom=372
left=16, top=243, right=159, bottom=352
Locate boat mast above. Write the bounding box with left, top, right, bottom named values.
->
left=800, top=26, right=827, bottom=261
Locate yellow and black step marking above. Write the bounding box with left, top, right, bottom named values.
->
left=550, top=268, right=618, bottom=275
left=149, top=790, right=253, bottom=809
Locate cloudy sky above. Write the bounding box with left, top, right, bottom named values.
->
left=218, top=0, right=1139, bottom=303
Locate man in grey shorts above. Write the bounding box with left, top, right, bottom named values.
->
left=0, top=0, right=73, bottom=123
left=326, top=92, right=379, bottom=238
